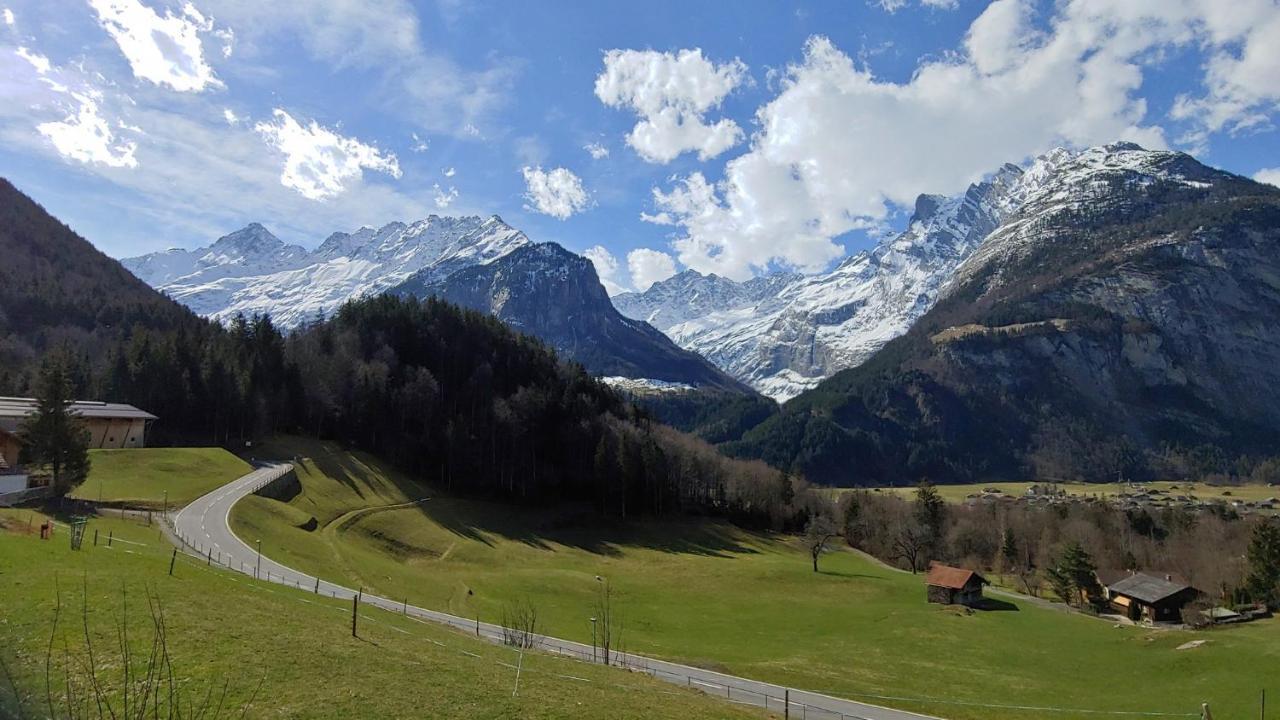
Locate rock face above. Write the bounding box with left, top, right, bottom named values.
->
left=615, top=164, right=1028, bottom=401
left=726, top=143, right=1280, bottom=485
left=122, top=216, right=529, bottom=327
left=394, top=242, right=747, bottom=391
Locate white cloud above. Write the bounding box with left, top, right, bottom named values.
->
left=583, top=245, right=627, bottom=296
left=87, top=0, right=224, bottom=92
left=647, top=2, right=1280, bottom=280
left=15, top=47, right=50, bottom=75
left=255, top=109, right=401, bottom=201
left=411, top=132, right=429, bottom=152
left=432, top=183, right=457, bottom=209
left=2, top=8, right=13, bottom=25
left=442, top=166, right=456, bottom=177
left=222, top=107, right=239, bottom=124
left=213, top=27, right=234, bottom=58
left=1256, top=168, right=1280, bottom=188
left=595, top=48, right=748, bottom=163
left=584, top=141, right=609, bottom=159
left=875, top=0, right=956, bottom=11
left=627, top=248, right=677, bottom=292
left=521, top=165, right=589, bottom=220
left=38, top=91, right=139, bottom=168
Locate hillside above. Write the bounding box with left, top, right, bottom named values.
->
left=726, top=144, right=1280, bottom=485
left=0, top=178, right=193, bottom=391
left=395, top=242, right=747, bottom=391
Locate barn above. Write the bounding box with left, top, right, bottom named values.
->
left=0, top=397, right=156, bottom=493
left=925, top=563, right=988, bottom=607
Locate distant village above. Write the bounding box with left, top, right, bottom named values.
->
left=961, top=482, right=1280, bottom=516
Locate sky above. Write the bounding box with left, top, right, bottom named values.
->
left=1, top=0, right=1278, bottom=295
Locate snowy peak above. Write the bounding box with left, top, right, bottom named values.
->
left=121, top=214, right=531, bottom=328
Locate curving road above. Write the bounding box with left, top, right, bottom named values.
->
left=170, top=463, right=938, bottom=720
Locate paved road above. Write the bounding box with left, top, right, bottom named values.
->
left=170, top=463, right=938, bottom=720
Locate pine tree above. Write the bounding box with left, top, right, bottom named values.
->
left=1245, top=520, right=1280, bottom=609
left=20, top=354, right=91, bottom=497
left=1047, top=541, right=1097, bottom=606
left=914, top=480, right=947, bottom=557
left=1000, top=528, right=1018, bottom=569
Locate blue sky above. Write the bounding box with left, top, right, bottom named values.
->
left=1, top=0, right=1278, bottom=294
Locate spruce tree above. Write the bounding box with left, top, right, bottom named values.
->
left=20, top=354, right=91, bottom=497
left=1245, top=520, right=1280, bottom=609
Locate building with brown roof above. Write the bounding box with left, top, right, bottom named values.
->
left=925, top=563, right=988, bottom=607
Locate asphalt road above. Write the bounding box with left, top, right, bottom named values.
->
left=170, top=463, right=938, bottom=720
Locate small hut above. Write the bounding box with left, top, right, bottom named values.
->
left=924, top=563, right=988, bottom=607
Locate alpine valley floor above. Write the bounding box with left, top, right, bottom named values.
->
left=229, top=437, right=1280, bottom=720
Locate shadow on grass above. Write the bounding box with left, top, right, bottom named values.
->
left=817, top=568, right=888, bottom=580
left=974, top=597, right=1020, bottom=612
left=413, top=498, right=764, bottom=559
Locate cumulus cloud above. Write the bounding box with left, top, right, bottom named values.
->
left=38, top=91, right=139, bottom=168
left=595, top=48, right=748, bottom=163
left=584, top=141, right=609, bottom=159
left=1256, top=168, right=1280, bottom=188
left=442, top=166, right=455, bottom=177
left=411, top=132, right=428, bottom=152
left=627, top=248, right=678, bottom=292
left=255, top=109, right=401, bottom=201
left=222, top=107, right=239, bottom=124
left=3, top=8, right=13, bottom=25
left=646, top=1, right=1280, bottom=280
left=583, top=245, right=626, bottom=296
left=88, top=0, right=224, bottom=92
left=521, top=165, right=589, bottom=219
left=876, top=0, right=956, bottom=11
left=432, top=183, right=458, bottom=209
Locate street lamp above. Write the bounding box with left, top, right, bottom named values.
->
left=589, top=617, right=598, bottom=662
left=255, top=539, right=262, bottom=579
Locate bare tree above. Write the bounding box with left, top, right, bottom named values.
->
left=3, top=583, right=262, bottom=720
left=892, top=523, right=928, bottom=573
left=804, top=516, right=840, bottom=573
left=593, top=579, right=621, bottom=666
left=500, top=599, right=540, bottom=650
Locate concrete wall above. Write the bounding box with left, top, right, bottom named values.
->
left=0, top=474, right=27, bottom=493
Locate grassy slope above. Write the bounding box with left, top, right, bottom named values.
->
left=231, top=436, right=1280, bottom=720
left=70, top=448, right=253, bottom=508
left=0, top=509, right=761, bottom=720
left=845, top=480, right=1280, bottom=505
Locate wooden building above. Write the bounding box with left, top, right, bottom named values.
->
left=0, top=397, right=156, bottom=493
left=925, top=563, right=988, bottom=607
left=1101, top=571, right=1199, bottom=624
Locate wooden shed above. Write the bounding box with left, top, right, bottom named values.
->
left=925, top=563, right=988, bottom=607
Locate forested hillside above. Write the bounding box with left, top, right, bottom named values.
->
left=0, top=180, right=798, bottom=526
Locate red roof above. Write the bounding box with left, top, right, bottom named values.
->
left=925, top=563, right=987, bottom=590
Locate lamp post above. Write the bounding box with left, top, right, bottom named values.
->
left=255, top=539, right=262, bottom=579
left=589, top=617, right=597, bottom=662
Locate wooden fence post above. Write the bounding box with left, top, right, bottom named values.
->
left=168, top=548, right=177, bottom=576
left=351, top=593, right=358, bottom=638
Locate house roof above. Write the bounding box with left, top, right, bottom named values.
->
left=925, top=563, right=987, bottom=590
left=0, top=397, right=157, bottom=425
left=1107, top=572, right=1194, bottom=604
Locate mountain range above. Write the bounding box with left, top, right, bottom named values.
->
left=724, top=142, right=1280, bottom=484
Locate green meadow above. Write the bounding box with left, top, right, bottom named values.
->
left=228, top=436, right=1280, bottom=720
left=0, top=508, right=762, bottom=720
left=70, top=447, right=253, bottom=509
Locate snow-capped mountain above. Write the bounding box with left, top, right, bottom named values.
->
left=122, top=215, right=529, bottom=327
left=615, top=143, right=1207, bottom=402
left=615, top=163, right=1025, bottom=401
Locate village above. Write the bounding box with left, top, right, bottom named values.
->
left=960, top=482, right=1280, bottom=516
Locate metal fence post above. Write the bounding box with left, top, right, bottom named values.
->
left=785, top=689, right=789, bottom=720
left=168, top=548, right=177, bottom=576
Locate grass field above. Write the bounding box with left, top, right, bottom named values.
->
left=849, top=480, right=1280, bottom=505
left=69, top=447, right=252, bottom=509
left=227, top=436, right=1280, bottom=720
left=0, top=508, right=763, bottom=720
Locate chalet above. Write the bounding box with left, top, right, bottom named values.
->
left=0, top=397, right=156, bottom=494
left=924, top=563, right=988, bottom=607
left=1100, top=571, right=1199, bottom=624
